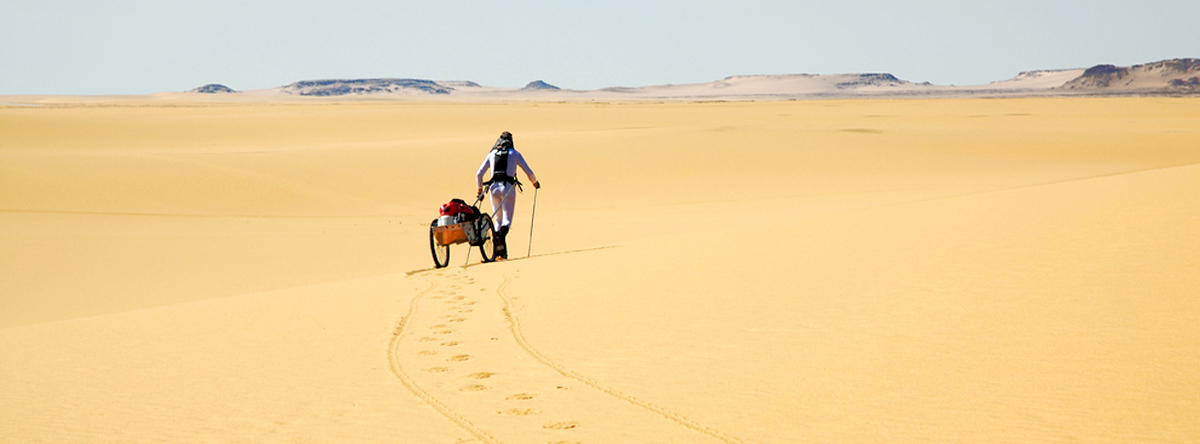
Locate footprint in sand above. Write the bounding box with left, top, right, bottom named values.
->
left=447, top=355, right=471, bottom=362
left=467, top=372, right=494, bottom=379
left=506, top=393, right=535, bottom=401
left=543, top=421, right=579, bottom=430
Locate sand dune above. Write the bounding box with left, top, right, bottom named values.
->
left=959, top=68, right=1086, bottom=91
left=2, top=97, right=1199, bottom=443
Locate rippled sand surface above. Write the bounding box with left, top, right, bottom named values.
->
left=2, top=97, right=1198, bottom=443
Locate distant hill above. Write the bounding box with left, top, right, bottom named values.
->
left=1060, top=59, right=1200, bottom=93
left=189, top=84, right=237, bottom=94
left=522, top=80, right=560, bottom=91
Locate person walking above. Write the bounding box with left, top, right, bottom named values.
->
left=476, top=131, right=540, bottom=260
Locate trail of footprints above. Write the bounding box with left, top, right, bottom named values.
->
left=392, top=269, right=735, bottom=444
left=395, top=271, right=580, bottom=443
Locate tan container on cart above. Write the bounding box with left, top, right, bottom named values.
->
left=431, top=223, right=468, bottom=246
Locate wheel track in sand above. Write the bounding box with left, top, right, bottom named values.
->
left=388, top=268, right=742, bottom=444
left=494, top=274, right=743, bottom=444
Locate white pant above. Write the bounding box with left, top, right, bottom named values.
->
left=488, top=182, right=517, bottom=228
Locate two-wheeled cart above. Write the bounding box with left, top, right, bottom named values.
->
left=429, top=197, right=495, bottom=268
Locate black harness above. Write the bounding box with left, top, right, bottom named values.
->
left=483, top=142, right=523, bottom=190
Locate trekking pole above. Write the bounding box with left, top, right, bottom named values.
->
left=527, top=188, right=538, bottom=257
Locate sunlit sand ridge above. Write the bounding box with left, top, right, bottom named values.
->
left=2, top=97, right=1198, bottom=443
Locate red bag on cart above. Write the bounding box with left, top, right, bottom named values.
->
left=439, top=199, right=476, bottom=218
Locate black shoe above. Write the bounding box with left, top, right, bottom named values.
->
left=495, top=225, right=510, bottom=259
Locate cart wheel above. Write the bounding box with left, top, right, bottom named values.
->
left=477, top=215, right=496, bottom=263
left=429, top=222, right=450, bottom=268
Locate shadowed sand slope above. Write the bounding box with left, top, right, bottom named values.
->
left=2, top=98, right=1199, bottom=443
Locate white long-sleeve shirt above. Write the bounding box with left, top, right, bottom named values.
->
left=476, top=148, right=537, bottom=188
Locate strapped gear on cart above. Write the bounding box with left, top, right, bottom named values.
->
left=429, top=196, right=496, bottom=268
left=439, top=198, right=478, bottom=221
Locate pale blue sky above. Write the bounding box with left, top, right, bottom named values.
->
left=1, top=0, right=1196, bottom=95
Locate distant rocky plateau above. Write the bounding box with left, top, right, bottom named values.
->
left=1059, top=59, right=1200, bottom=92
left=186, top=59, right=1198, bottom=99
left=277, top=78, right=487, bottom=96
left=833, top=73, right=910, bottom=89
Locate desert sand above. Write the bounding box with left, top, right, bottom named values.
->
left=2, top=96, right=1199, bottom=443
